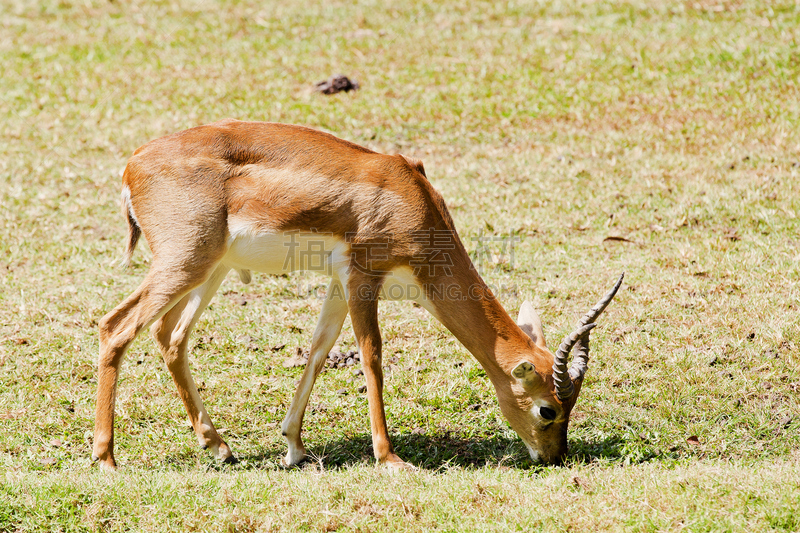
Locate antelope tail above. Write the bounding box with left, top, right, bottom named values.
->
left=119, top=185, right=141, bottom=269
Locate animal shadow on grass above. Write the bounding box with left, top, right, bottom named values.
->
left=566, top=434, right=670, bottom=465
left=237, top=431, right=528, bottom=471
left=235, top=431, right=663, bottom=471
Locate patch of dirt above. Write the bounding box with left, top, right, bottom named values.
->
left=283, top=348, right=401, bottom=370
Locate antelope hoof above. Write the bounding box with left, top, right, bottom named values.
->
left=91, top=453, right=118, bottom=471
left=209, top=441, right=236, bottom=464
left=381, top=453, right=416, bottom=473
left=281, top=447, right=308, bottom=468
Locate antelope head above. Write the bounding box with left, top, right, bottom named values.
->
left=501, top=274, right=624, bottom=464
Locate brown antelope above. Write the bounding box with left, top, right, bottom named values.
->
left=92, top=119, right=622, bottom=470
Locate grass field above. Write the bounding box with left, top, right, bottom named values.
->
left=2, top=0, right=800, bottom=531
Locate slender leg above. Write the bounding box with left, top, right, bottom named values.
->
left=281, top=277, right=349, bottom=466
left=150, top=265, right=235, bottom=462
left=92, top=267, right=211, bottom=470
left=346, top=274, right=412, bottom=471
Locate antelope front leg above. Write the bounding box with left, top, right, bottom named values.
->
left=347, top=280, right=412, bottom=471
left=281, top=278, right=349, bottom=467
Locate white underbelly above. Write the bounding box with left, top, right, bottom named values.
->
left=224, top=226, right=347, bottom=276
left=223, top=223, right=440, bottom=319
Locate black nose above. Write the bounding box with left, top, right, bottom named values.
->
left=545, top=446, right=568, bottom=466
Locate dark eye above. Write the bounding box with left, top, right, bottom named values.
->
left=540, top=406, right=556, bottom=420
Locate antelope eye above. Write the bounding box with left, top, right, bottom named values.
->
left=539, top=406, right=557, bottom=420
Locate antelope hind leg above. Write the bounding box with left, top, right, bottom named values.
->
left=93, top=267, right=209, bottom=469
left=151, top=265, right=236, bottom=463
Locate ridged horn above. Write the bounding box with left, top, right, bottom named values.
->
left=552, top=273, right=625, bottom=400
left=577, top=273, right=625, bottom=328
left=569, top=273, right=624, bottom=383
left=552, top=323, right=596, bottom=400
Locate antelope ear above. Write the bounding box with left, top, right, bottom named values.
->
left=399, top=154, right=427, bottom=177
left=512, top=361, right=537, bottom=384
left=517, top=301, right=547, bottom=348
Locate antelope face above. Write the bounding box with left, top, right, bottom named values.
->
left=499, top=362, right=582, bottom=464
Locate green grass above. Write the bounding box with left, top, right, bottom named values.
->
left=2, top=0, right=800, bottom=531
left=3, top=460, right=800, bottom=531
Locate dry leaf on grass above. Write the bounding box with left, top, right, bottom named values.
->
left=571, top=476, right=591, bottom=491
left=603, top=235, right=639, bottom=245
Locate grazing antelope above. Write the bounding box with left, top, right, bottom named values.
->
left=92, top=119, right=622, bottom=470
